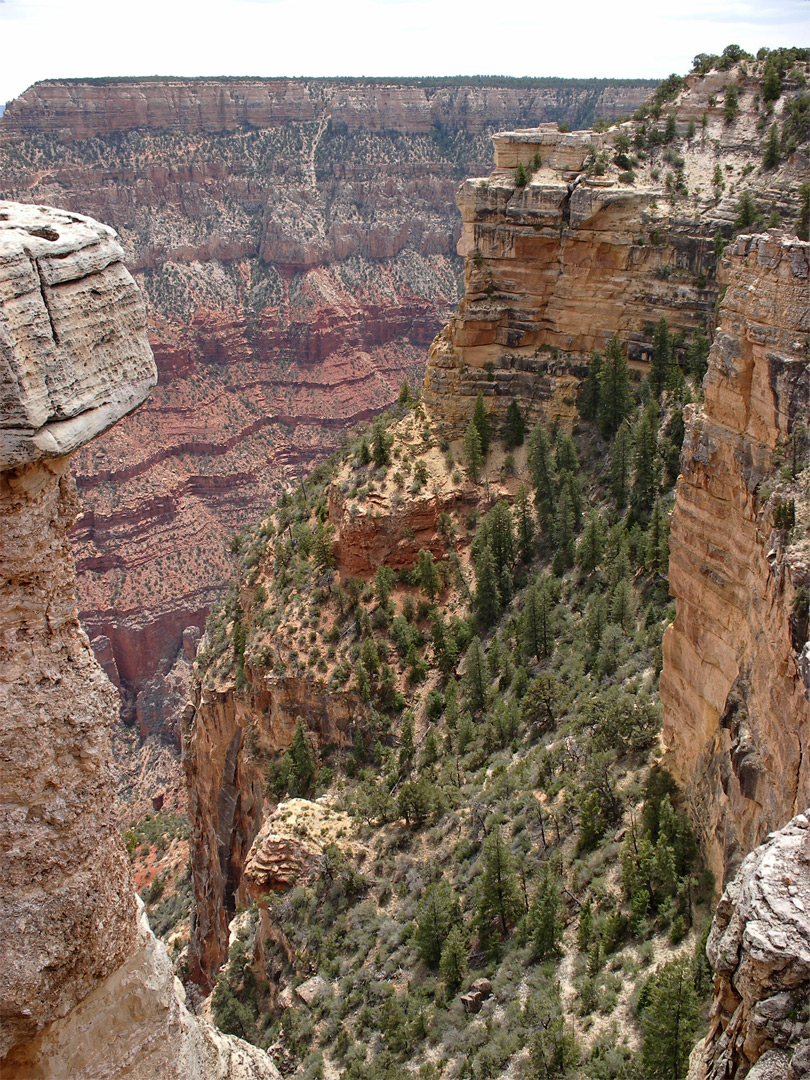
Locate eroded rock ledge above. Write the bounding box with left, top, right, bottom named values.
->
left=661, top=233, right=810, bottom=888
left=688, top=810, right=810, bottom=1080
left=0, top=201, right=278, bottom=1079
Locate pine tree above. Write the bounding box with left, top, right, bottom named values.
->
left=372, top=422, right=390, bottom=467
left=723, top=82, right=739, bottom=125
left=609, top=578, right=635, bottom=633
left=477, top=828, right=522, bottom=944
left=287, top=718, right=317, bottom=797
left=639, top=956, right=701, bottom=1080
left=374, top=564, right=394, bottom=606
left=555, top=431, right=579, bottom=473
left=483, top=500, right=515, bottom=574
left=598, top=335, right=633, bottom=438
left=552, top=484, right=576, bottom=555
left=650, top=318, right=672, bottom=399
left=463, top=636, right=488, bottom=714
left=762, top=121, right=780, bottom=169
left=439, top=925, right=468, bottom=994
left=416, top=548, right=441, bottom=602
left=398, top=713, right=415, bottom=771
left=398, top=378, right=413, bottom=406
left=687, top=324, right=710, bottom=382
left=463, top=419, right=483, bottom=482
left=577, top=898, right=594, bottom=952
left=474, top=545, right=502, bottom=628
left=356, top=437, right=371, bottom=466
left=503, top=399, right=526, bottom=448
left=796, top=181, right=810, bottom=242
left=579, top=350, right=603, bottom=421
left=577, top=511, right=604, bottom=574
left=521, top=672, right=563, bottom=733
left=414, top=881, right=456, bottom=968
left=529, top=868, right=563, bottom=960
left=586, top=594, right=608, bottom=654
left=472, top=392, right=493, bottom=455
left=527, top=421, right=555, bottom=510
left=610, top=423, right=632, bottom=508
left=631, top=402, right=660, bottom=522
left=645, top=499, right=670, bottom=575
left=515, top=483, right=535, bottom=562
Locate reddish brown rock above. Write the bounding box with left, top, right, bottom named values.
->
left=662, top=233, right=810, bottom=887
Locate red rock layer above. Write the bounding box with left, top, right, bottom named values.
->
left=661, top=233, right=810, bottom=887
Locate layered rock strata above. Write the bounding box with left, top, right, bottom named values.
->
left=422, top=65, right=806, bottom=438
left=688, top=810, right=810, bottom=1080
left=0, top=77, right=654, bottom=717
left=661, top=233, right=810, bottom=887
left=0, top=202, right=278, bottom=1078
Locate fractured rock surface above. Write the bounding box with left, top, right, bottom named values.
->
left=0, top=201, right=278, bottom=1078
left=688, top=810, right=810, bottom=1080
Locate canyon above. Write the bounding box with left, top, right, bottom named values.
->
left=0, top=200, right=280, bottom=1078
left=0, top=75, right=655, bottom=729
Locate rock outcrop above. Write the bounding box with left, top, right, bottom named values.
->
left=0, top=201, right=278, bottom=1078
left=688, top=810, right=810, bottom=1080
left=422, top=66, right=806, bottom=438
left=661, top=233, right=810, bottom=888
left=0, top=76, right=654, bottom=717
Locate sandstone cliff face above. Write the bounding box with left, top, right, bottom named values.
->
left=0, top=201, right=278, bottom=1079
left=661, top=233, right=810, bottom=888
left=422, top=66, right=806, bottom=438
left=688, top=810, right=810, bottom=1080
left=0, top=76, right=653, bottom=717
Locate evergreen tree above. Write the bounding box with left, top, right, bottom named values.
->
left=734, top=191, right=763, bottom=232
left=797, top=181, right=810, bottom=242
left=414, top=881, right=456, bottom=968
left=416, top=548, right=441, bottom=602
left=610, top=423, right=632, bottom=508
left=586, top=594, right=608, bottom=654
left=631, top=402, right=660, bottom=522
left=398, top=713, right=415, bottom=771
left=430, top=612, right=457, bottom=677
left=439, top=925, right=468, bottom=994
left=577, top=512, right=604, bottom=574
left=398, top=378, right=413, bottom=405
left=520, top=673, right=563, bottom=733
left=479, top=500, right=515, bottom=574
left=515, top=483, right=535, bottom=562
left=463, top=636, right=488, bottom=714
left=472, top=392, right=493, bottom=454
left=598, top=335, right=633, bottom=438
left=374, top=564, right=394, bottom=606
left=474, top=545, right=502, bottom=628
left=356, top=437, right=371, bottom=466
left=552, top=484, right=576, bottom=556
left=723, top=82, right=739, bottom=124
left=577, top=898, right=594, bottom=952
left=650, top=318, right=672, bottom=399
left=555, top=431, right=579, bottom=473
left=639, top=956, right=701, bottom=1080
left=521, top=583, right=555, bottom=661
left=527, top=421, right=556, bottom=510
left=762, top=62, right=782, bottom=103
left=762, top=121, right=780, bottom=169
left=463, top=419, right=483, bottom=482
left=503, top=399, right=526, bottom=448
left=477, top=828, right=522, bottom=943
left=645, top=499, right=670, bottom=575
left=609, top=578, right=635, bottom=633
left=579, top=351, right=603, bottom=421
left=286, top=718, right=317, bottom=797
left=687, top=324, right=711, bottom=382
left=530, top=868, right=564, bottom=960
left=372, top=422, right=390, bottom=467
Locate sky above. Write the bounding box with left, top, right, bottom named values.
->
left=0, top=0, right=807, bottom=106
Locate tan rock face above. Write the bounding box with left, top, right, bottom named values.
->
left=421, top=67, right=806, bottom=440
left=688, top=810, right=810, bottom=1080
left=0, top=202, right=278, bottom=1077
left=661, top=234, right=810, bottom=887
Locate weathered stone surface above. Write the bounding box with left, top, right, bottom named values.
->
left=0, top=202, right=278, bottom=1077
left=661, top=234, right=810, bottom=887
left=688, top=811, right=810, bottom=1080
left=2, top=903, right=282, bottom=1080
left=0, top=202, right=156, bottom=469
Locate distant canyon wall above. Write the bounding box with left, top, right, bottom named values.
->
left=0, top=77, right=654, bottom=717
left=661, top=232, right=810, bottom=888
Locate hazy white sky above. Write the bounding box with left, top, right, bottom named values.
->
left=0, top=0, right=807, bottom=106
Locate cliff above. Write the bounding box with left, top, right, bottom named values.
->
left=688, top=809, right=810, bottom=1080
left=0, top=76, right=654, bottom=728
left=422, top=63, right=806, bottom=437
left=0, top=200, right=278, bottom=1079
left=661, top=232, right=810, bottom=887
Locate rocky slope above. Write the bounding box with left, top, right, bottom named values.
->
left=0, top=200, right=278, bottom=1079
left=0, top=76, right=655, bottom=727
left=422, top=61, right=807, bottom=437
left=688, top=809, right=810, bottom=1080
left=661, top=232, right=810, bottom=888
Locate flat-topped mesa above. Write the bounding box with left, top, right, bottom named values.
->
left=0, top=202, right=278, bottom=1079
left=662, top=232, right=810, bottom=890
